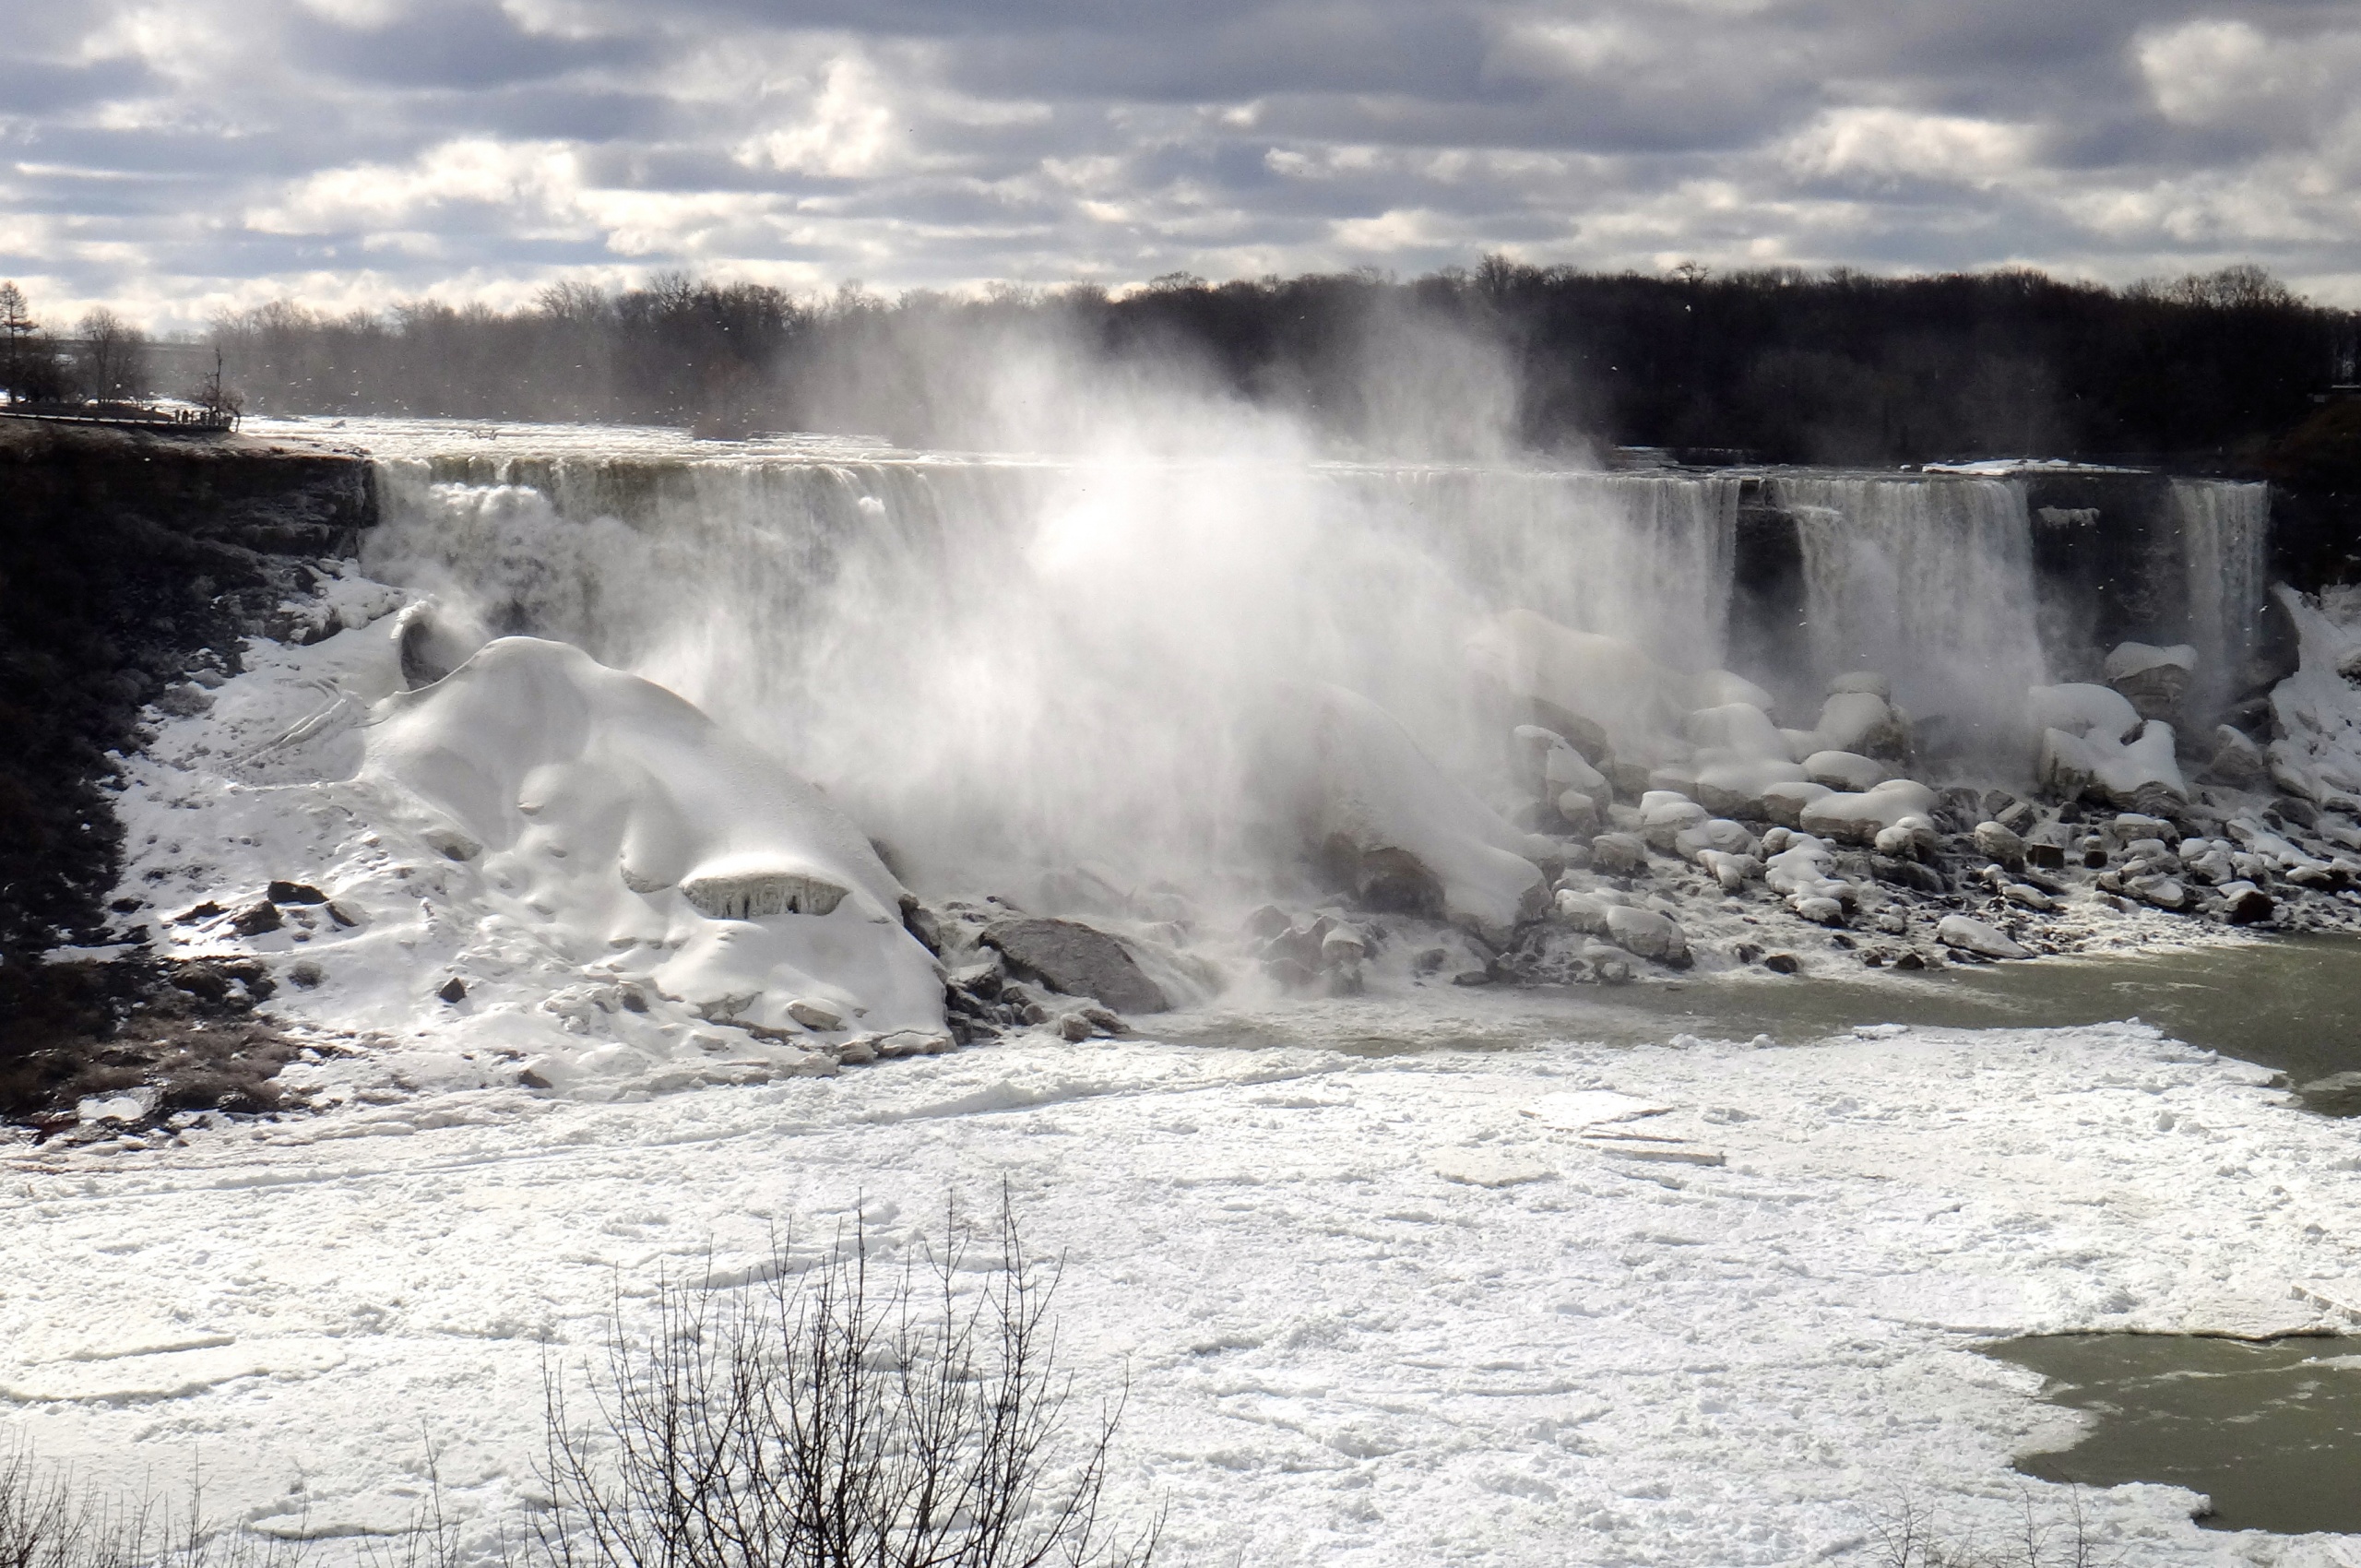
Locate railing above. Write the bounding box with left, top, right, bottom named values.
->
left=0, top=400, right=237, bottom=432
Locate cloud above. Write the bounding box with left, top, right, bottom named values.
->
left=0, top=0, right=2357, bottom=329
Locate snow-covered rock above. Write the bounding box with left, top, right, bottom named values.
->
left=1936, top=915, right=2029, bottom=959
left=1803, top=750, right=1882, bottom=792
left=2105, top=641, right=2197, bottom=721
left=1798, top=779, right=1939, bottom=846
left=364, top=637, right=948, bottom=1051
left=2199, top=724, right=2268, bottom=789
left=1972, top=820, right=2026, bottom=867
left=1809, top=690, right=1909, bottom=760
left=1762, top=830, right=1849, bottom=907
left=2026, top=683, right=2142, bottom=745
left=2038, top=720, right=2186, bottom=807
left=1760, top=779, right=1833, bottom=827
left=2264, top=585, right=2361, bottom=804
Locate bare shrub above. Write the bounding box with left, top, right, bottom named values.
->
left=1868, top=1489, right=2118, bottom=1568
left=0, top=1443, right=309, bottom=1568
left=537, top=1198, right=1158, bottom=1568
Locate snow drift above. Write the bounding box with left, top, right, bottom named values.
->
left=363, top=636, right=946, bottom=1055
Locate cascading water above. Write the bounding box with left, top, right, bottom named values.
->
left=1769, top=474, right=2049, bottom=755
left=355, top=421, right=2283, bottom=910
left=2173, top=478, right=2271, bottom=721
left=363, top=430, right=1744, bottom=900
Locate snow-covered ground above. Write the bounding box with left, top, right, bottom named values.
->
left=6, top=1017, right=2359, bottom=1566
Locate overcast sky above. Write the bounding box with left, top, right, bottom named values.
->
left=4, top=0, right=2358, bottom=330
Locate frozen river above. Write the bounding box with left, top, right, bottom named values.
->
left=7, top=1007, right=2359, bottom=1566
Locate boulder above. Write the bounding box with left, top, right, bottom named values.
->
left=1799, top=779, right=1940, bottom=846
left=1804, top=750, right=1883, bottom=792
left=1871, top=814, right=1940, bottom=859
left=1936, top=915, right=2029, bottom=959
left=1791, top=896, right=1847, bottom=926
left=1812, top=690, right=1911, bottom=761
left=1554, top=790, right=1601, bottom=836
left=2105, top=641, right=2197, bottom=723
left=2027, top=683, right=2142, bottom=745
left=1672, top=817, right=1758, bottom=863
left=1828, top=671, right=1892, bottom=699
left=2217, top=881, right=2274, bottom=924
left=1763, top=832, right=1848, bottom=903
left=982, top=918, right=1169, bottom=1014
left=1973, top=820, right=2026, bottom=868
left=1696, top=849, right=1762, bottom=893
left=2038, top=719, right=2187, bottom=806
left=1590, top=832, right=1650, bottom=877
left=1871, top=856, right=1946, bottom=895
left=1640, top=793, right=1709, bottom=853
left=1695, top=758, right=1810, bottom=820
left=2201, top=725, right=2269, bottom=790
left=1603, top=905, right=1690, bottom=965
left=1760, top=779, right=1833, bottom=828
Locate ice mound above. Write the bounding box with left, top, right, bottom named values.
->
left=1265, top=682, right=1546, bottom=942
left=1798, top=778, right=1938, bottom=845
left=2265, top=585, right=2361, bottom=804
left=364, top=637, right=946, bottom=1051
left=2028, top=682, right=2186, bottom=805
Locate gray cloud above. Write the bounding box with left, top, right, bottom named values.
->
left=0, top=0, right=2355, bottom=329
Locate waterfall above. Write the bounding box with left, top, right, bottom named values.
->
left=362, top=431, right=1740, bottom=894
left=2173, top=478, right=2271, bottom=721
left=1768, top=474, right=2048, bottom=753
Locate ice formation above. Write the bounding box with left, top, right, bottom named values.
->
left=363, top=636, right=946, bottom=1060
left=2265, top=584, right=2361, bottom=805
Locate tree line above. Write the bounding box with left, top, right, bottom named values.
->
left=0, top=284, right=158, bottom=405
left=18, top=262, right=2361, bottom=464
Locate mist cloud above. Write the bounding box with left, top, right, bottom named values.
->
left=2, top=0, right=2356, bottom=327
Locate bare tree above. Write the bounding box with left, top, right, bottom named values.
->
left=184, top=347, right=244, bottom=429
left=539, top=1197, right=1159, bottom=1568
left=0, top=281, right=33, bottom=403
left=75, top=307, right=148, bottom=405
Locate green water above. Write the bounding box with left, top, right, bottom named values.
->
left=1593, top=932, right=2361, bottom=1086
left=1170, top=932, right=2361, bottom=1088
left=1986, top=1335, right=2361, bottom=1535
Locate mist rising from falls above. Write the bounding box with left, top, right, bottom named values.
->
left=366, top=447, right=1741, bottom=902
left=352, top=393, right=2282, bottom=921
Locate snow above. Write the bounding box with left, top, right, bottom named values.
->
left=2266, top=586, right=2361, bottom=804
left=111, top=605, right=942, bottom=1100
left=6, top=1019, right=2359, bottom=1566
left=2106, top=641, right=2199, bottom=682
left=362, top=636, right=944, bottom=1059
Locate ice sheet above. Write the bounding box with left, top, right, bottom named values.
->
left=6, top=1021, right=2356, bottom=1566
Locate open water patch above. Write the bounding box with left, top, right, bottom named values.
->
left=1167, top=933, right=2361, bottom=1087
left=1984, top=1334, right=2361, bottom=1535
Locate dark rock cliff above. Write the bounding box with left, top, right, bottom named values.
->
left=0, top=420, right=373, bottom=1116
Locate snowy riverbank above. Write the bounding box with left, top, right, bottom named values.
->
left=6, top=1019, right=2359, bottom=1565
